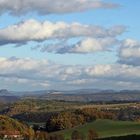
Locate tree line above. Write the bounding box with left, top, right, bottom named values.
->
left=31, top=108, right=115, bottom=132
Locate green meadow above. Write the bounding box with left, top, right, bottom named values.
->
left=52, top=119, right=140, bottom=140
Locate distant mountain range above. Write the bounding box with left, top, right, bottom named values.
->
left=0, top=89, right=140, bottom=103
left=0, top=89, right=11, bottom=96
left=0, top=89, right=19, bottom=103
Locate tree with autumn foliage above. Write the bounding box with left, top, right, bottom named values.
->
left=88, top=129, right=99, bottom=140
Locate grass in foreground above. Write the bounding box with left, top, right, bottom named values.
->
left=51, top=119, right=140, bottom=140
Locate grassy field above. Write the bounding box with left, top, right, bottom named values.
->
left=52, top=119, right=140, bottom=140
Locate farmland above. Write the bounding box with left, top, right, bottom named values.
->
left=52, top=119, right=140, bottom=140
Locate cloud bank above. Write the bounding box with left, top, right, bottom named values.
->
left=0, top=57, right=140, bottom=90
left=0, top=0, right=119, bottom=15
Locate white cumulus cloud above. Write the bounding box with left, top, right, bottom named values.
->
left=0, top=19, right=125, bottom=54
left=118, top=39, right=140, bottom=66
left=40, top=37, right=118, bottom=54
left=0, top=19, right=125, bottom=46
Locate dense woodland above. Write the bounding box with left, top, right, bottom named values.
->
left=45, top=108, right=115, bottom=132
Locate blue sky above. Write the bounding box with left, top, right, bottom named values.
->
left=0, top=0, right=140, bottom=91
left=0, top=0, right=140, bottom=65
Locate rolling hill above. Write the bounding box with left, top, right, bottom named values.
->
left=1, top=89, right=140, bottom=102
left=0, top=115, right=34, bottom=137
left=53, top=119, right=140, bottom=140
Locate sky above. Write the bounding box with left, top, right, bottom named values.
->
left=0, top=0, right=140, bottom=91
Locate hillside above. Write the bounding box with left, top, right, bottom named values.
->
left=0, top=115, right=34, bottom=137
left=0, top=96, right=19, bottom=103
left=53, top=119, right=140, bottom=140
left=1, top=89, right=140, bottom=102
left=24, top=90, right=140, bottom=102
left=37, top=93, right=140, bottom=102
left=0, top=99, right=82, bottom=117
left=0, top=89, right=19, bottom=103
left=0, top=89, right=10, bottom=95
